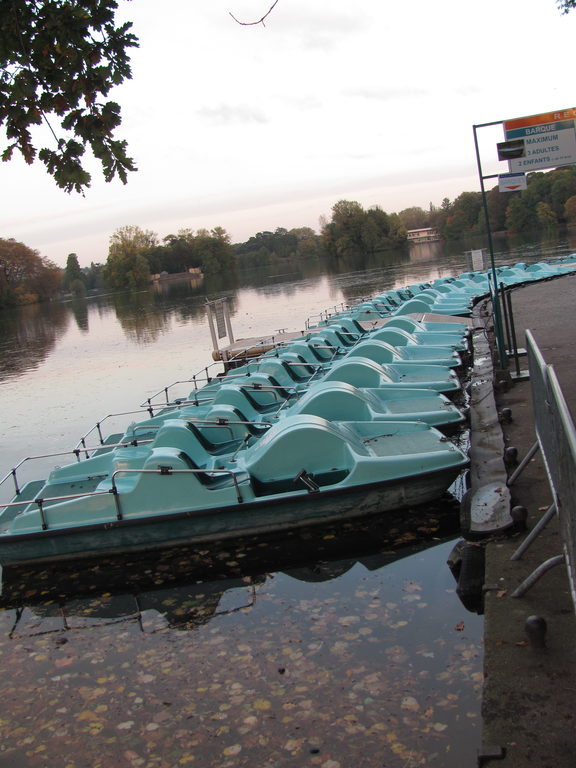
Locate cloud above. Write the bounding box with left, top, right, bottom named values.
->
left=283, top=10, right=367, bottom=38
left=255, top=6, right=368, bottom=51
left=196, top=105, right=269, bottom=125
left=345, top=86, right=429, bottom=102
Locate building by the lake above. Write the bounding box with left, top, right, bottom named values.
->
left=407, top=227, right=442, bottom=244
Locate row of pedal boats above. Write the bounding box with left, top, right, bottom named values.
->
left=1, top=259, right=575, bottom=570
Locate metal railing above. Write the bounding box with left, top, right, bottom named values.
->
left=140, top=353, right=335, bottom=411
left=0, top=437, right=155, bottom=498
left=305, top=303, right=352, bottom=327
left=508, top=329, right=576, bottom=605
left=1, top=466, right=245, bottom=531
left=75, top=407, right=180, bottom=451
left=130, top=418, right=273, bottom=442
left=0, top=409, right=276, bottom=513
left=110, top=467, right=245, bottom=518
left=497, top=283, right=530, bottom=380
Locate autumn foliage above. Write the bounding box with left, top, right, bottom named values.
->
left=0, top=238, right=61, bottom=307
left=0, top=0, right=138, bottom=192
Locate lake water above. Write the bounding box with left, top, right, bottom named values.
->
left=0, top=232, right=574, bottom=766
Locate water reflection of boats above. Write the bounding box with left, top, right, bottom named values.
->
left=2, top=501, right=462, bottom=635
left=9, top=575, right=263, bottom=638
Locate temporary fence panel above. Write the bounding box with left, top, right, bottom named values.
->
left=511, top=330, right=576, bottom=605
left=544, top=366, right=576, bottom=604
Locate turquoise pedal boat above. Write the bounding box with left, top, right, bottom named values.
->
left=371, top=326, right=468, bottom=353
left=0, top=416, right=468, bottom=569
left=283, top=382, right=464, bottom=428
left=130, top=381, right=465, bottom=442
left=350, top=339, right=461, bottom=368
left=322, top=356, right=461, bottom=393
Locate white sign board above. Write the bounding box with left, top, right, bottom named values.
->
left=504, top=109, right=576, bottom=172
left=469, top=249, right=485, bottom=271
left=214, top=299, right=227, bottom=339
left=499, top=172, right=527, bottom=193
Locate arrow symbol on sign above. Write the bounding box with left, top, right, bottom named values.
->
left=499, top=172, right=527, bottom=192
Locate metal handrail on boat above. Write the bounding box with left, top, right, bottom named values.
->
left=1, top=467, right=245, bottom=530
left=74, top=391, right=241, bottom=452
left=2, top=488, right=114, bottom=529
left=142, top=376, right=215, bottom=409
left=0, top=438, right=156, bottom=499
left=140, top=358, right=290, bottom=409
left=130, top=418, right=273, bottom=442
left=142, top=356, right=235, bottom=408
left=110, top=467, right=245, bottom=519
left=140, top=340, right=344, bottom=411
left=305, top=303, right=351, bottom=327
left=189, top=417, right=273, bottom=429
left=239, top=382, right=300, bottom=401
left=75, top=407, right=179, bottom=451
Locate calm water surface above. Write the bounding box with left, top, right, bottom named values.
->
left=0, top=234, right=574, bottom=766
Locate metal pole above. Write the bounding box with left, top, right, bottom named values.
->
left=473, top=124, right=508, bottom=370
left=505, top=289, right=522, bottom=377
left=510, top=503, right=557, bottom=561
left=500, top=282, right=513, bottom=353
left=224, top=299, right=235, bottom=344
left=511, top=554, right=565, bottom=598
left=206, top=301, right=219, bottom=352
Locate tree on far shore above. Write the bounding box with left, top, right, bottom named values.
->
left=564, top=195, right=576, bottom=223
left=63, top=253, right=86, bottom=295
left=321, top=200, right=407, bottom=258
left=104, top=225, right=156, bottom=290
left=0, top=237, right=61, bottom=307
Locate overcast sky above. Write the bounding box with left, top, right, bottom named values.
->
left=3, top=0, right=576, bottom=267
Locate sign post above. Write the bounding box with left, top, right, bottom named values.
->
left=472, top=122, right=509, bottom=370
left=473, top=107, right=576, bottom=373
left=504, top=108, right=576, bottom=172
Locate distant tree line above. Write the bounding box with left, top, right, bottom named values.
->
left=3, top=164, right=576, bottom=305
left=232, top=203, right=408, bottom=267
left=233, top=227, right=323, bottom=267
left=503, top=166, right=576, bottom=232
left=394, top=166, right=576, bottom=239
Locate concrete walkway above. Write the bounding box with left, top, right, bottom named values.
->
left=479, top=273, right=576, bottom=767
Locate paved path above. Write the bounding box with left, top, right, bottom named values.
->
left=481, top=273, right=576, bottom=767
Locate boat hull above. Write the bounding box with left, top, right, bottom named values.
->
left=0, top=465, right=460, bottom=568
